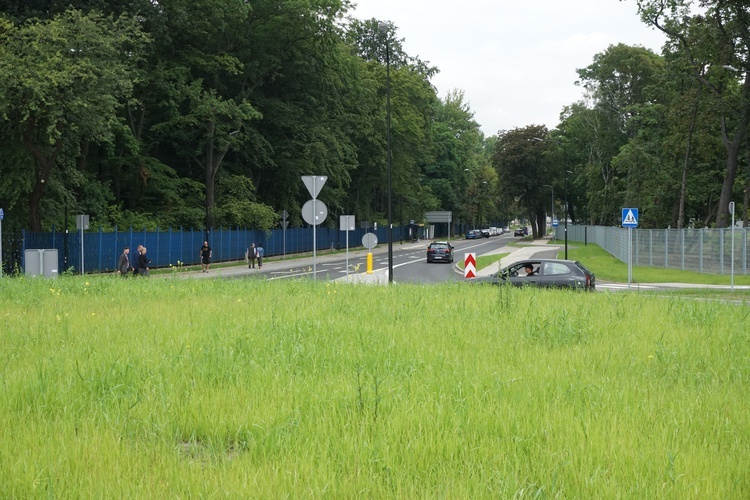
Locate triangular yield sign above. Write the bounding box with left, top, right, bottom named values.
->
left=302, top=175, right=327, bottom=198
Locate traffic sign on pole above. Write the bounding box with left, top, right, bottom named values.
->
left=301, top=199, right=328, bottom=226
left=464, top=253, right=477, bottom=279
left=301, top=176, right=327, bottom=199
left=621, top=208, right=638, bottom=288
left=622, top=208, right=639, bottom=228
left=301, top=176, right=327, bottom=278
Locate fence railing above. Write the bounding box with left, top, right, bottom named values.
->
left=9, top=224, right=426, bottom=275
left=557, top=225, right=750, bottom=275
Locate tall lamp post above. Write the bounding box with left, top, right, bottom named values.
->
left=379, top=22, right=393, bottom=283
left=533, top=137, right=569, bottom=256
left=542, top=184, right=554, bottom=236
left=564, top=170, right=572, bottom=259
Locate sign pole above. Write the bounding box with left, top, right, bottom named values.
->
left=79, top=216, right=85, bottom=276
left=622, top=208, right=639, bottom=288
left=301, top=175, right=328, bottom=280
left=730, top=201, right=735, bottom=292
left=628, top=227, right=632, bottom=289
left=346, top=225, right=349, bottom=279
left=312, top=177, right=317, bottom=278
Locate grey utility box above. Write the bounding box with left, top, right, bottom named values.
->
left=24, top=249, right=59, bottom=278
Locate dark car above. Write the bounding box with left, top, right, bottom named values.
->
left=473, top=259, right=595, bottom=290
left=513, top=228, right=525, bottom=237
left=426, top=241, right=454, bottom=263
left=466, top=229, right=481, bottom=239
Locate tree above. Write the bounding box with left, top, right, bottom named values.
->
left=491, top=125, right=551, bottom=237
left=636, top=0, right=750, bottom=227
left=428, top=90, right=485, bottom=218
left=0, top=10, right=147, bottom=230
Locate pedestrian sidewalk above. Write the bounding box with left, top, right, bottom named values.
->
left=475, top=236, right=560, bottom=277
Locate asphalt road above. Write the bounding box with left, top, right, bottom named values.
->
left=186, top=234, right=519, bottom=284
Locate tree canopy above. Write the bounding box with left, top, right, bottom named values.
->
left=0, top=0, right=748, bottom=235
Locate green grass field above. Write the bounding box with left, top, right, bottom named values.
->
left=1, top=275, right=749, bottom=497
left=560, top=242, right=750, bottom=286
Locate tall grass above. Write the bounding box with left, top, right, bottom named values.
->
left=1, top=276, right=748, bottom=497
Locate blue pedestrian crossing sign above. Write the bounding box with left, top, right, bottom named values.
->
left=622, top=208, right=638, bottom=228
left=552, top=218, right=558, bottom=227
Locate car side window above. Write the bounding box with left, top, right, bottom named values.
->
left=543, top=262, right=572, bottom=276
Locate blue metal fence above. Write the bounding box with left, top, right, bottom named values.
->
left=20, top=225, right=416, bottom=274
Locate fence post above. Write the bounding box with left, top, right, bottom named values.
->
left=699, top=228, right=703, bottom=273
left=664, top=229, right=669, bottom=269
left=98, top=226, right=103, bottom=272
left=744, top=227, right=747, bottom=275
left=681, top=229, right=685, bottom=270
left=720, top=229, right=724, bottom=274
left=649, top=231, right=653, bottom=267
left=635, top=229, right=639, bottom=265
left=168, top=226, right=172, bottom=267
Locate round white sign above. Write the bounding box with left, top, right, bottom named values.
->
left=301, top=199, right=328, bottom=226
left=361, top=232, right=378, bottom=250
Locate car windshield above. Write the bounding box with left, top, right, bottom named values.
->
left=431, top=243, right=448, bottom=249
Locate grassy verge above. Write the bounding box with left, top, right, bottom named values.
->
left=559, top=242, right=750, bottom=286
left=457, top=252, right=508, bottom=271
left=1, top=277, right=748, bottom=497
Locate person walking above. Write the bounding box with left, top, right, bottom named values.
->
left=132, top=245, right=144, bottom=276
left=117, top=246, right=132, bottom=277
left=248, top=242, right=256, bottom=269
left=137, top=246, right=151, bottom=277
left=256, top=243, right=264, bottom=268
left=199, top=241, right=212, bottom=272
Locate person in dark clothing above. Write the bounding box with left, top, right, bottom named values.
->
left=200, top=241, right=212, bottom=272
left=137, top=246, right=151, bottom=277
left=132, top=245, right=143, bottom=276
left=248, top=242, right=256, bottom=269
left=117, top=246, right=132, bottom=277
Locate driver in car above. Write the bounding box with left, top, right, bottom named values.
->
left=524, top=264, right=537, bottom=276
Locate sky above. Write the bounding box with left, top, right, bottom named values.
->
left=349, top=0, right=668, bottom=136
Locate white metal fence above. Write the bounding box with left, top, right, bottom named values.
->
left=556, top=225, right=750, bottom=275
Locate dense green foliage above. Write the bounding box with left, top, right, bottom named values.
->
left=2, top=277, right=749, bottom=496
left=491, top=1, right=750, bottom=231
left=1, top=0, right=749, bottom=237
left=0, top=2, right=487, bottom=233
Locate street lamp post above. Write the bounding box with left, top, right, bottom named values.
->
left=564, top=170, right=572, bottom=259
left=379, top=22, right=393, bottom=283
left=542, top=184, right=554, bottom=237
left=534, top=137, right=570, bottom=256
